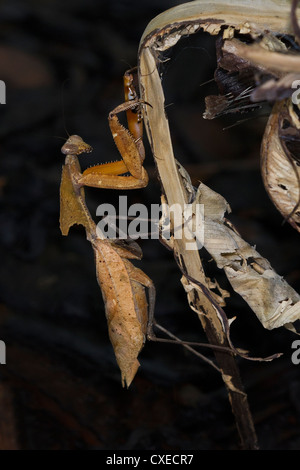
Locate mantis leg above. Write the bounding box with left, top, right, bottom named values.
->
left=78, top=98, right=148, bottom=189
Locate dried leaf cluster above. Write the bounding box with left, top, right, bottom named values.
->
left=139, top=0, right=300, bottom=335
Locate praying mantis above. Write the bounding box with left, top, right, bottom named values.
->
left=60, top=68, right=156, bottom=387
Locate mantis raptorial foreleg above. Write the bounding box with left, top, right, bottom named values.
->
left=75, top=68, right=148, bottom=190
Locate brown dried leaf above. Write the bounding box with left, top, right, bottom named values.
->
left=192, top=182, right=300, bottom=330
left=139, top=0, right=300, bottom=335
left=261, top=98, right=300, bottom=232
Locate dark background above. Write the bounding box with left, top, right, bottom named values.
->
left=1, top=0, right=300, bottom=450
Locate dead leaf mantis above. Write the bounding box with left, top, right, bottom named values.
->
left=60, top=68, right=233, bottom=387
left=60, top=68, right=158, bottom=388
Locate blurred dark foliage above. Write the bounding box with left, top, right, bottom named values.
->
left=0, top=0, right=300, bottom=450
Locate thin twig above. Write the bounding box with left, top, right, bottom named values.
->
left=149, top=321, right=238, bottom=372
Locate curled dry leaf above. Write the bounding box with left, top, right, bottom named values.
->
left=139, top=0, right=300, bottom=332
left=192, top=182, right=300, bottom=330
left=261, top=98, right=300, bottom=232
left=179, top=265, right=282, bottom=361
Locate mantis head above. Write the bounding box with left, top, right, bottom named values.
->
left=61, top=134, right=93, bottom=156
